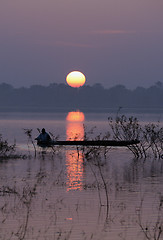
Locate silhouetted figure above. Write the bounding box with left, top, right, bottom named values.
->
left=35, top=128, right=52, bottom=144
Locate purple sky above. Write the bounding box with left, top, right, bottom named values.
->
left=0, top=0, right=163, bottom=89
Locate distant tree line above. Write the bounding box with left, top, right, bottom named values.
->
left=0, top=82, right=162, bottom=112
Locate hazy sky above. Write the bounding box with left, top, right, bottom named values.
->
left=0, top=0, right=163, bottom=89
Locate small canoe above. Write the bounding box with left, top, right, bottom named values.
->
left=37, top=139, right=140, bottom=147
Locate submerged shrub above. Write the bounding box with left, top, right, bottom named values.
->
left=0, top=134, right=16, bottom=158
left=108, top=114, right=163, bottom=159
left=108, top=115, right=142, bottom=158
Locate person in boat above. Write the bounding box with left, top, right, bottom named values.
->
left=35, top=128, right=52, bottom=144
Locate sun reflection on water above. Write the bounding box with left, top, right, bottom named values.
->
left=66, top=111, right=85, bottom=191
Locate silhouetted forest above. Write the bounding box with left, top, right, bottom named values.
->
left=0, top=82, right=162, bottom=112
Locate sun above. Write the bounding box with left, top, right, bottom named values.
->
left=66, top=71, right=86, bottom=88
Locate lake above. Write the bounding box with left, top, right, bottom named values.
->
left=0, top=111, right=163, bottom=240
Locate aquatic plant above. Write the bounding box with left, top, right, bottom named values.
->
left=23, top=128, right=37, bottom=157
left=80, top=125, right=111, bottom=160
left=0, top=134, right=20, bottom=159
left=108, top=114, right=163, bottom=159
left=0, top=171, right=46, bottom=240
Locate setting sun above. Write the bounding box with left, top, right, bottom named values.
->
left=66, top=71, right=86, bottom=88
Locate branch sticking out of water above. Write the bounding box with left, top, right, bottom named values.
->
left=23, top=128, right=37, bottom=158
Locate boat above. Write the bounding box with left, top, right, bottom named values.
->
left=37, top=139, right=140, bottom=147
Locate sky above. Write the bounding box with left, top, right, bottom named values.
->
left=0, top=0, right=163, bottom=89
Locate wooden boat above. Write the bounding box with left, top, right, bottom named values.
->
left=37, top=139, right=140, bottom=147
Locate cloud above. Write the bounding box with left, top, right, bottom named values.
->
left=91, top=30, right=136, bottom=35
left=54, top=41, right=94, bottom=48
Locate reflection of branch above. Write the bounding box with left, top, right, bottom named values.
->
left=17, top=204, right=30, bottom=240
left=16, top=183, right=37, bottom=240
left=97, top=161, right=110, bottom=219
left=87, top=160, right=102, bottom=206
left=136, top=195, right=163, bottom=240
left=86, top=154, right=110, bottom=220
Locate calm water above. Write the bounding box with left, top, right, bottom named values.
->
left=0, top=111, right=163, bottom=240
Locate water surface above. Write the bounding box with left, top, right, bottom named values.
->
left=0, top=111, right=163, bottom=240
